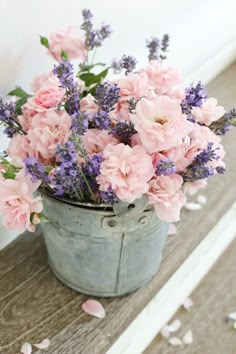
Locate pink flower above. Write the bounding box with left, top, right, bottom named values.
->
left=48, top=26, right=87, bottom=62
left=24, top=86, right=65, bottom=112
left=0, top=170, right=43, bottom=233
left=7, top=134, right=31, bottom=167
left=183, top=180, right=207, bottom=195
left=18, top=108, right=37, bottom=131
left=114, top=73, right=153, bottom=120
left=131, top=96, right=192, bottom=153
left=31, top=72, right=60, bottom=92
left=97, top=143, right=155, bottom=203
left=140, top=61, right=183, bottom=96
left=147, top=174, right=186, bottom=222
left=80, top=94, right=99, bottom=114
left=82, top=129, right=117, bottom=154
left=191, top=98, right=225, bottom=126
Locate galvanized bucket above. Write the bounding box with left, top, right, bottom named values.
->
left=41, top=193, right=169, bottom=297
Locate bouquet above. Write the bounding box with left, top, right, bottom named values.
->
left=0, top=9, right=235, bottom=234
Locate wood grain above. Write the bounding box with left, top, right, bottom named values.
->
left=145, top=240, right=236, bottom=354
left=0, top=63, right=236, bottom=354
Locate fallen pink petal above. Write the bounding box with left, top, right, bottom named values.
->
left=182, top=329, right=193, bottom=345
left=197, top=194, right=207, bottom=205
left=184, top=202, right=202, bottom=211
left=160, top=325, right=171, bottom=338
left=21, top=342, right=32, bottom=354
left=168, top=337, right=183, bottom=346
left=33, top=338, right=51, bottom=349
left=227, top=312, right=236, bottom=322
left=168, top=319, right=182, bottom=332
left=182, top=297, right=194, bottom=310
left=168, top=223, right=177, bottom=236
left=82, top=299, right=106, bottom=319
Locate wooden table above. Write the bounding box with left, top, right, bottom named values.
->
left=0, top=64, right=236, bottom=354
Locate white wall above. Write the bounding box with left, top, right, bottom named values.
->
left=0, top=0, right=236, bottom=248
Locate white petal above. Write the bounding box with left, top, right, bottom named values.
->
left=228, top=312, right=236, bottom=321
left=197, top=194, right=207, bottom=205
left=160, top=326, right=170, bottom=338
left=168, top=319, right=182, bottom=332
left=21, top=342, right=32, bottom=354
left=168, top=337, right=183, bottom=346
left=182, top=297, right=193, bottom=310
left=82, top=299, right=106, bottom=319
left=184, top=202, right=202, bottom=211
left=168, top=223, right=177, bottom=236
left=33, top=338, right=50, bottom=349
left=182, top=329, right=193, bottom=345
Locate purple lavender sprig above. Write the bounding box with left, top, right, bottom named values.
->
left=100, top=186, right=118, bottom=204
left=111, top=58, right=122, bottom=74
left=95, top=82, right=120, bottom=112
left=209, top=108, right=236, bottom=135
left=146, top=34, right=169, bottom=62
left=156, top=158, right=176, bottom=176
left=181, top=142, right=221, bottom=182
left=24, top=157, right=49, bottom=183
left=81, top=9, right=112, bottom=51
left=110, top=121, right=136, bottom=145
left=181, top=81, right=208, bottom=115
left=82, top=153, right=103, bottom=193
left=0, top=97, right=25, bottom=137
left=120, top=55, right=137, bottom=75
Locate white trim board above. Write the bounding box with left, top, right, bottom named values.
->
left=185, top=39, right=236, bottom=85
left=107, top=201, right=236, bottom=354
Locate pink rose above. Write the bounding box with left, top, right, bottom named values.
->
left=82, top=129, right=117, bottom=154
left=131, top=96, right=192, bottom=153
left=24, top=86, right=65, bottom=112
left=140, top=61, right=183, bottom=96
left=147, top=174, right=186, bottom=222
left=48, top=26, right=87, bottom=62
left=191, top=98, right=225, bottom=126
left=7, top=134, right=31, bottom=167
left=0, top=170, right=43, bottom=233
left=80, top=94, right=99, bottom=114
left=97, top=143, right=155, bottom=203
left=31, top=72, right=60, bottom=92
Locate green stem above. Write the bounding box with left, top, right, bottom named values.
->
left=79, top=167, right=97, bottom=202
left=91, top=48, right=97, bottom=66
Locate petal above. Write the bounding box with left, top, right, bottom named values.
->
left=197, top=194, right=207, bottom=205
left=184, top=202, right=202, bottom=211
left=181, top=297, right=194, bottom=311
left=160, top=326, right=170, bottom=338
left=227, top=312, right=236, bottom=321
left=33, top=338, right=50, bottom=349
left=168, top=223, right=177, bottom=236
left=168, top=319, right=182, bottom=332
left=21, top=342, right=32, bottom=354
left=182, top=330, right=193, bottom=345
left=168, top=337, right=183, bottom=346
left=82, top=299, right=106, bottom=319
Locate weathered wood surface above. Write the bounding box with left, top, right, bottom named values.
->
left=145, top=239, right=236, bottom=354
left=0, top=63, right=236, bottom=354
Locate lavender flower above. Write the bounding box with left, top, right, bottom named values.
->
left=93, top=111, right=111, bottom=130
left=111, top=58, right=122, bottom=73
left=53, top=60, right=88, bottom=134
left=100, top=186, right=118, bottom=204
left=209, top=108, right=236, bottom=135
left=146, top=34, right=169, bottom=62
left=0, top=97, right=24, bottom=137
left=24, top=157, right=48, bottom=183
left=110, top=121, right=136, bottom=145
left=181, top=81, right=208, bottom=115
left=81, top=9, right=111, bottom=51
left=95, top=82, right=120, bottom=112
left=182, top=142, right=220, bottom=182
left=156, top=158, right=176, bottom=176
left=121, top=55, right=137, bottom=75
left=82, top=153, right=103, bottom=191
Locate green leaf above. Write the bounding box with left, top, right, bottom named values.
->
left=3, top=171, right=16, bottom=179
left=78, top=67, right=109, bottom=88
left=15, top=97, right=28, bottom=114
left=78, top=62, right=106, bottom=73
left=40, top=35, right=49, bottom=49
left=61, top=50, right=68, bottom=60
left=44, top=166, right=53, bottom=173
left=8, top=87, right=31, bottom=99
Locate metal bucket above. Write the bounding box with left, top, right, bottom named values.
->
left=41, top=193, right=169, bottom=297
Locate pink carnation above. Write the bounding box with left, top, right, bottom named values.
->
left=191, top=98, right=225, bottom=126
left=80, top=94, right=99, bottom=114
left=97, top=143, right=155, bottom=203
left=140, top=61, right=183, bottom=96
left=24, top=85, right=65, bottom=112
left=82, top=129, right=117, bottom=154
left=7, top=134, right=31, bottom=167
left=31, top=72, right=60, bottom=92
left=147, top=174, right=186, bottom=222
left=131, top=96, right=192, bottom=153
left=48, top=26, right=87, bottom=62
left=0, top=170, right=43, bottom=233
